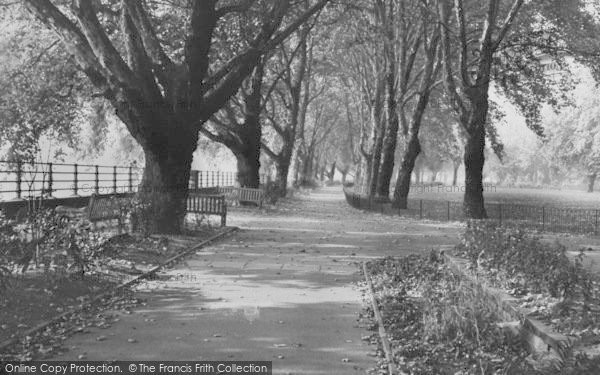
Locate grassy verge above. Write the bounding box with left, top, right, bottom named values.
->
left=366, top=254, right=534, bottom=375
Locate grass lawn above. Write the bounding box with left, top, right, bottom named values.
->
left=408, top=187, right=600, bottom=209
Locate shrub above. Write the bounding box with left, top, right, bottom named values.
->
left=0, top=208, right=107, bottom=287
left=262, top=181, right=283, bottom=204
left=456, top=220, right=592, bottom=300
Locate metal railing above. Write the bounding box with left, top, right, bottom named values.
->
left=0, top=161, right=141, bottom=200
left=343, top=187, right=600, bottom=235
left=0, top=160, right=270, bottom=201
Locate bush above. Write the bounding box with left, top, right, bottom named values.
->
left=262, top=181, right=283, bottom=204
left=456, top=220, right=592, bottom=300
left=0, top=208, right=107, bottom=288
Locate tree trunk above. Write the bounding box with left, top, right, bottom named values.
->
left=328, top=162, right=336, bottom=182
left=137, top=131, right=198, bottom=234
left=376, top=68, right=399, bottom=201
left=275, top=158, right=290, bottom=196
left=369, top=127, right=384, bottom=196
left=234, top=148, right=260, bottom=188
left=588, top=173, right=597, bottom=193
left=392, top=136, right=420, bottom=209
left=234, top=79, right=263, bottom=188
left=452, top=161, right=460, bottom=186
left=463, top=127, right=487, bottom=218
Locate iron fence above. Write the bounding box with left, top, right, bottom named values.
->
left=343, top=187, right=600, bottom=235
left=0, top=160, right=270, bottom=201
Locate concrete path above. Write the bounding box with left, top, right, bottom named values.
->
left=52, top=187, right=460, bottom=374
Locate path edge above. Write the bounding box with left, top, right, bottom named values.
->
left=0, top=226, right=239, bottom=354
left=362, top=261, right=402, bottom=375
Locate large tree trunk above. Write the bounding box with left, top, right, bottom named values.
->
left=369, top=127, right=384, bottom=197
left=236, top=62, right=263, bottom=189
left=138, top=130, right=198, bottom=234
left=392, top=136, right=420, bottom=209
left=234, top=148, right=260, bottom=188
left=463, top=126, right=487, bottom=218
left=376, top=110, right=398, bottom=201
left=376, top=59, right=399, bottom=201
left=588, top=173, right=597, bottom=193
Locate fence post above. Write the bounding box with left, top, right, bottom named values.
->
left=211, top=171, right=215, bottom=186
left=542, top=207, right=546, bottom=232
left=73, top=163, right=79, bottom=196
left=447, top=201, right=450, bottom=221
left=47, top=162, right=53, bottom=197
left=200, top=171, right=203, bottom=188
left=15, top=161, right=22, bottom=200
left=113, top=166, right=118, bottom=194
left=95, top=165, right=100, bottom=194
left=128, top=166, right=134, bottom=192
left=595, top=210, right=599, bottom=235
left=217, top=171, right=220, bottom=186
left=419, top=200, right=423, bottom=220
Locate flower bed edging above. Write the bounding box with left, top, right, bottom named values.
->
left=362, top=262, right=400, bottom=375
left=443, top=252, right=576, bottom=364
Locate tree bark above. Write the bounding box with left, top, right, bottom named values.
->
left=137, top=129, right=198, bottom=234
left=392, top=136, right=420, bottom=209
left=376, top=80, right=399, bottom=201
left=369, top=125, right=384, bottom=196
left=233, top=146, right=261, bottom=188
left=463, top=126, right=487, bottom=218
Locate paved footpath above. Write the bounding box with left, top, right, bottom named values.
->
left=52, top=187, right=460, bottom=374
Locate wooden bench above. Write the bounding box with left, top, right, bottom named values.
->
left=187, top=193, right=227, bottom=227
left=192, top=187, right=264, bottom=207
left=87, top=194, right=131, bottom=233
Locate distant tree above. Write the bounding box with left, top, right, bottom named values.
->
left=438, top=0, right=600, bottom=218
left=543, top=78, right=600, bottom=192
left=0, top=6, right=87, bottom=162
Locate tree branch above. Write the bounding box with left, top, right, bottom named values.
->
left=73, top=0, right=136, bottom=88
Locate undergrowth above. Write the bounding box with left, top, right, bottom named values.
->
left=455, top=221, right=593, bottom=301
left=368, top=254, right=534, bottom=374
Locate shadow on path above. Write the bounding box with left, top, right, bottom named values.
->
left=52, top=186, right=461, bottom=374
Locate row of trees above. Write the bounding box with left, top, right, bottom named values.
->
left=2, top=0, right=599, bottom=233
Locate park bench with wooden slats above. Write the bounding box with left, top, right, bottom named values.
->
left=187, top=193, right=227, bottom=227
left=87, top=194, right=131, bottom=233
left=192, top=186, right=264, bottom=207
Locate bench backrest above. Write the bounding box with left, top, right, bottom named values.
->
left=187, top=194, right=226, bottom=214
left=88, top=194, right=129, bottom=222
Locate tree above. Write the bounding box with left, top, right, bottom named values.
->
left=390, top=0, right=442, bottom=208
left=0, top=5, right=87, bottom=162
left=200, top=58, right=266, bottom=188
left=21, top=0, right=329, bottom=233
left=437, top=0, right=599, bottom=218
left=543, top=74, right=600, bottom=192
left=438, top=0, right=527, bottom=218
left=262, top=23, right=315, bottom=195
